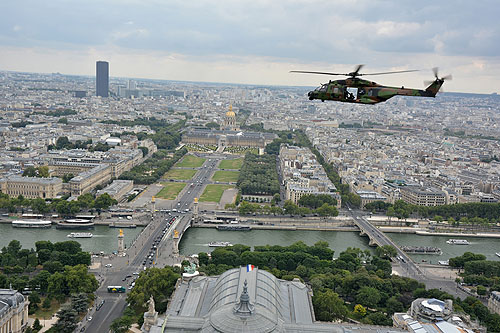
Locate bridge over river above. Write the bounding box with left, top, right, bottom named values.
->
left=349, top=208, right=424, bottom=276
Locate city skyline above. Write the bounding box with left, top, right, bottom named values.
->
left=1, top=1, right=499, bottom=94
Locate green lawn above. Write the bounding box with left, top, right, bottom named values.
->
left=212, top=170, right=240, bottom=182
left=199, top=184, right=233, bottom=202
left=219, top=158, right=244, bottom=170
left=30, top=297, right=61, bottom=319
left=163, top=168, right=197, bottom=180
left=156, top=183, right=187, bottom=200
left=175, top=155, right=206, bottom=168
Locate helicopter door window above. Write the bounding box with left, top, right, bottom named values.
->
left=346, top=87, right=358, bottom=100
left=333, top=87, right=339, bottom=94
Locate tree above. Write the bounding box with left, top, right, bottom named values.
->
left=42, top=297, right=52, bottom=309
left=7, top=240, right=21, bottom=257
left=62, top=173, right=74, bottom=183
left=387, top=207, right=395, bottom=223
left=313, top=289, right=348, bottom=321
left=356, top=286, right=381, bottom=308
left=32, top=318, right=43, bottom=332
left=353, top=304, right=367, bottom=318
left=23, top=166, right=37, bottom=177
left=375, top=245, right=397, bottom=259
left=31, top=198, right=48, bottom=214
left=283, top=200, right=299, bottom=215
left=94, top=193, right=117, bottom=210
left=198, top=252, right=209, bottom=266
left=53, top=307, right=78, bottom=333
left=126, top=267, right=180, bottom=313
left=56, top=136, right=71, bottom=149
left=110, top=315, right=133, bottom=333
left=205, top=122, right=220, bottom=130
left=316, top=203, right=339, bottom=217
left=37, top=166, right=50, bottom=178
left=138, top=146, right=149, bottom=157
left=386, top=296, right=404, bottom=314
left=71, top=293, right=89, bottom=313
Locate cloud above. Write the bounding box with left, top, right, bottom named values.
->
left=0, top=0, right=499, bottom=92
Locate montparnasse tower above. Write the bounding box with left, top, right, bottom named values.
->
left=223, top=105, right=238, bottom=131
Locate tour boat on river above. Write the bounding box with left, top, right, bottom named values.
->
left=446, top=239, right=470, bottom=245
left=12, top=220, right=52, bottom=228
left=208, top=241, right=233, bottom=247
left=67, top=232, right=93, bottom=238
left=56, top=219, right=94, bottom=229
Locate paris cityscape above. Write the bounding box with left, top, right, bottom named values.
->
left=1, top=1, right=500, bottom=333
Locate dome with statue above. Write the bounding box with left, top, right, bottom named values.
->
left=223, top=105, right=238, bottom=131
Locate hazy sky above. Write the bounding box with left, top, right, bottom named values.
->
left=1, top=0, right=499, bottom=93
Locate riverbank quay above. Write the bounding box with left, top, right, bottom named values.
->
left=0, top=212, right=151, bottom=227
left=193, top=222, right=359, bottom=232
left=378, top=226, right=500, bottom=239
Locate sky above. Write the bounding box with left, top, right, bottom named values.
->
left=1, top=0, right=499, bottom=93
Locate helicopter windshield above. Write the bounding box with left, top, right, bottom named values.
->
left=315, top=84, right=328, bottom=92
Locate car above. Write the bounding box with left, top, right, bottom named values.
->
left=133, top=272, right=139, bottom=275
left=105, top=264, right=112, bottom=268
left=80, top=327, right=85, bottom=332
left=88, top=316, right=92, bottom=321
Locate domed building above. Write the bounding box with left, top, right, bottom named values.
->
left=181, top=105, right=277, bottom=150
left=0, top=288, right=29, bottom=333
left=144, top=266, right=404, bottom=333
left=222, top=105, right=238, bottom=131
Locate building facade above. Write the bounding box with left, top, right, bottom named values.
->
left=400, top=186, right=446, bottom=206
left=96, top=179, right=133, bottom=201
left=0, top=175, right=62, bottom=199
left=0, top=289, right=29, bottom=333
left=488, top=291, right=500, bottom=315
left=96, top=61, right=109, bottom=97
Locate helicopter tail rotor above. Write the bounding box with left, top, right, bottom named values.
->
left=425, top=68, right=452, bottom=95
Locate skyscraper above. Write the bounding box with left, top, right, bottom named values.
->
left=96, top=61, right=109, bottom=97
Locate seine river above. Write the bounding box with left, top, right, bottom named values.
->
left=0, top=223, right=143, bottom=254
left=1, top=223, right=498, bottom=263
left=178, top=227, right=500, bottom=263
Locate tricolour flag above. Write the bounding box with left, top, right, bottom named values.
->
left=247, top=264, right=255, bottom=272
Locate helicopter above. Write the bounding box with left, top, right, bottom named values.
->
left=291, top=65, right=451, bottom=104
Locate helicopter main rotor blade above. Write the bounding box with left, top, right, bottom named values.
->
left=360, top=69, right=419, bottom=76
left=289, top=71, right=348, bottom=76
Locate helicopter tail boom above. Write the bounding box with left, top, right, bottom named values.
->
left=424, top=79, right=445, bottom=97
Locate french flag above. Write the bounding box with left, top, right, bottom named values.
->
left=246, top=264, right=255, bottom=272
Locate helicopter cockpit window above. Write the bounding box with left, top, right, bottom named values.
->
left=319, top=84, right=328, bottom=92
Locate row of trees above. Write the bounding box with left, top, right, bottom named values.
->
left=119, top=147, right=187, bottom=184
left=366, top=199, right=500, bottom=222
left=0, top=192, right=117, bottom=215
left=237, top=153, right=280, bottom=195
left=34, top=108, right=78, bottom=117
left=449, top=252, right=500, bottom=292
left=283, top=200, right=339, bottom=217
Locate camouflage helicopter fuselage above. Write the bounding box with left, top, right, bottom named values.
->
left=307, top=77, right=444, bottom=104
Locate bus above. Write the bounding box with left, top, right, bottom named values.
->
left=107, top=286, right=126, bottom=293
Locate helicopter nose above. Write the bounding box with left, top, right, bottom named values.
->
left=308, top=91, right=315, bottom=100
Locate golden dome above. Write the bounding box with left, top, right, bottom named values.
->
left=225, top=105, right=235, bottom=118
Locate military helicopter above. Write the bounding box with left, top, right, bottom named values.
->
left=291, top=65, right=451, bottom=104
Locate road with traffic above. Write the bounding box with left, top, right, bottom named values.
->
left=83, top=154, right=231, bottom=332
